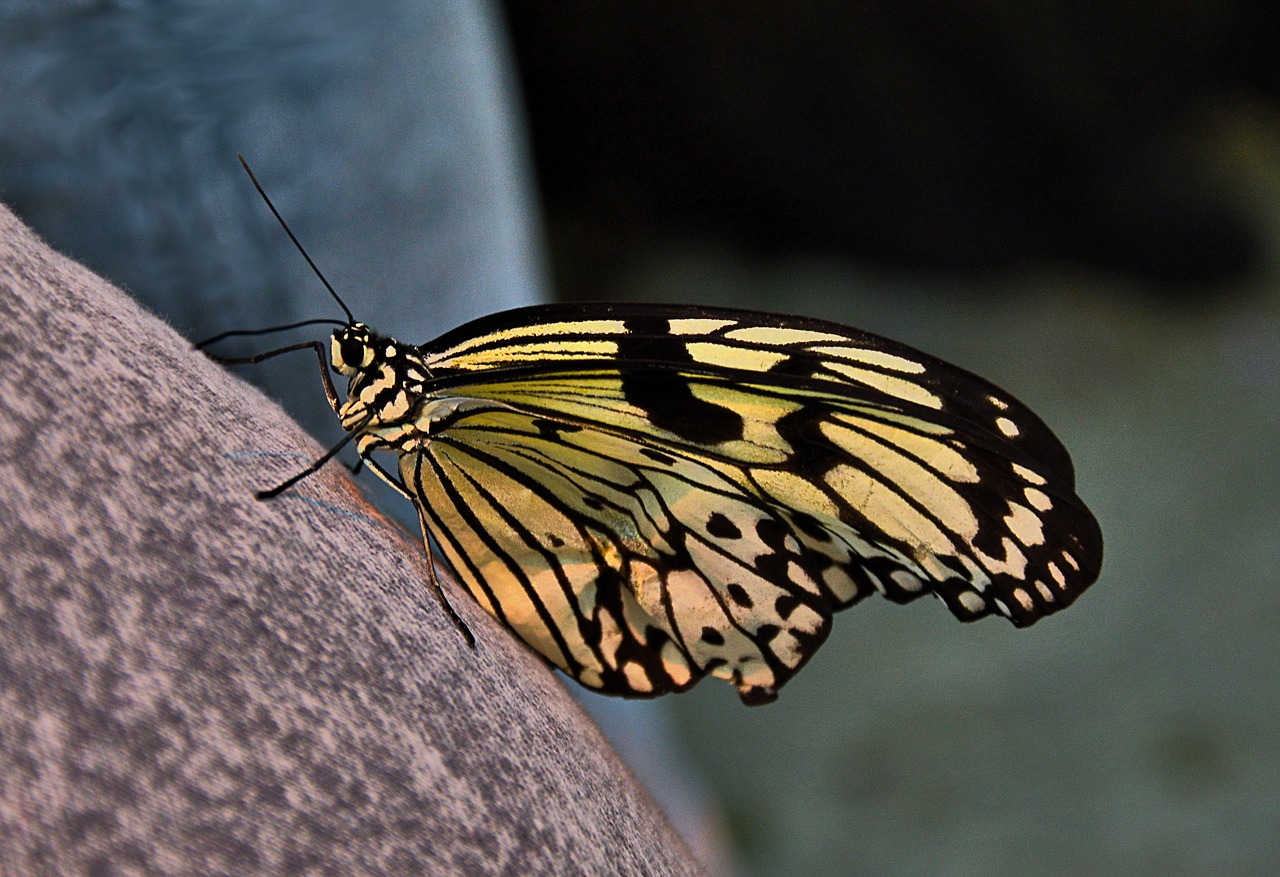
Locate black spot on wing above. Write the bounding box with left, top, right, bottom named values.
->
left=766, top=349, right=823, bottom=379
left=706, top=512, right=742, bottom=540
left=640, top=447, right=677, bottom=466
left=773, top=408, right=845, bottom=479
left=619, top=372, right=745, bottom=445
left=616, top=318, right=744, bottom=444
left=753, top=518, right=795, bottom=582
left=738, top=685, right=779, bottom=706
left=789, top=511, right=834, bottom=543
left=530, top=417, right=576, bottom=439
left=775, top=594, right=800, bottom=619
left=755, top=518, right=791, bottom=550
left=755, top=623, right=781, bottom=642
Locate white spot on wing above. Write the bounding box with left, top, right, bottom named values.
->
left=1024, top=487, right=1053, bottom=511
left=724, top=326, right=846, bottom=345
left=890, top=569, right=924, bottom=593
left=1013, top=463, right=1047, bottom=485
left=822, top=566, right=859, bottom=602
left=685, top=341, right=789, bottom=371
left=622, top=661, right=653, bottom=693
left=1004, top=502, right=1045, bottom=547
left=809, top=345, right=926, bottom=373
left=1048, top=562, right=1066, bottom=589
left=660, top=641, right=693, bottom=686
left=780, top=559, right=820, bottom=597
left=668, top=318, right=736, bottom=335
left=996, top=416, right=1020, bottom=438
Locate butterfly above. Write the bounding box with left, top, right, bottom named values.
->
left=204, top=157, right=1102, bottom=705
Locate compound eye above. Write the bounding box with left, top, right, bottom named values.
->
left=339, top=337, right=368, bottom=368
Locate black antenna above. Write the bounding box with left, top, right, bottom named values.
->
left=237, top=153, right=355, bottom=325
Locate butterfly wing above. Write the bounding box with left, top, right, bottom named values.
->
left=396, top=303, right=1101, bottom=702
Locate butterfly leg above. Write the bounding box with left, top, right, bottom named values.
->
left=393, top=451, right=475, bottom=648
left=416, top=508, right=477, bottom=649
left=256, top=425, right=363, bottom=499
left=201, top=339, right=342, bottom=413
left=203, top=339, right=358, bottom=495
left=359, top=454, right=414, bottom=501
left=348, top=446, right=473, bottom=645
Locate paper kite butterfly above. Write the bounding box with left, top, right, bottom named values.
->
left=203, top=157, right=1102, bottom=705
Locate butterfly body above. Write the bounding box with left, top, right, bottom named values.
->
left=320, top=303, right=1102, bottom=705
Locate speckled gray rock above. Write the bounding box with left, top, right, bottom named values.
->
left=0, top=205, right=705, bottom=876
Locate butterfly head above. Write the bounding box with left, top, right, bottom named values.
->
left=331, top=323, right=378, bottom=375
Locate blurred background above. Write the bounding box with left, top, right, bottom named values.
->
left=3, top=2, right=1279, bottom=875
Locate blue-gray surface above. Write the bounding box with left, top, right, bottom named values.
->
left=0, top=0, right=545, bottom=449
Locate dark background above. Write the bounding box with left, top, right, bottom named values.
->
left=506, top=1, right=1276, bottom=297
